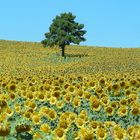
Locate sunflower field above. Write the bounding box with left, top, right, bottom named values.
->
left=0, top=40, right=140, bottom=140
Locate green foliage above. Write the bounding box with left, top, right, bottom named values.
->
left=41, top=12, right=86, bottom=56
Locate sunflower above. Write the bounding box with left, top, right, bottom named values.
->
left=79, top=127, right=94, bottom=140
left=117, top=106, right=128, bottom=117
left=39, top=106, right=50, bottom=117
left=87, top=81, right=96, bottom=91
left=0, top=125, right=10, bottom=137
left=96, top=127, right=107, bottom=140
left=37, top=92, right=46, bottom=101
left=113, top=91, right=121, bottom=96
left=64, top=93, right=72, bottom=103
left=90, top=121, right=100, bottom=131
left=114, top=127, right=127, bottom=140
left=0, top=113, right=8, bottom=123
left=49, top=96, right=57, bottom=105
left=53, top=86, right=60, bottom=91
left=28, top=101, right=36, bottom=110
left=83, top=91, right=91, bottom=100
left=0, top=99, right=7, bottom=107
left=45, top=92, right=51, bottom=100
left=72, top=97, right=81, bottom=108
left=119, top=81, right=126, bottom=88
left=8, top=84, right=16, bottom=91
left=24, top=100, right=31, bottom=108
left=75, top=83, right=81, bottom=89
left=107, top=84, right=112, bottom=92
left=110, top=101, right=119, bottom=109
left=68, top=112, right=77, bottom=123
left=15, top=124, right=31, bottom=133
left=9, top=93, right=16, bottom=101
left=105, top=106, right=114, bottom=116
left=27, top=108, right=34, bottom=114
left=32, top=114, right=41, bottom=124
left=95, top=86, right=103, bottom=94
left=77, top=89, right=84, bottom=98
left=44, top=84, right=51, bottom=91
left=63, top=83, right=70, bottom=90
left=5, top=107, right=14, bottom=117
left=40, top=123, right=51, bottom=134
left=33, top=132, right=43, bottom=139
left=26, top=92, right=34, bottom=100
left=29, top=86, right=36, bottom=92
left=104, top=121, right=116, bottom=128
left=101, top=96, right=110, bottom=106
left=129, top=79, right=137, bottom=87
left=61, top=90, right=67, bottom=96
left=39, top=85, right=44, bottom=91
left=54, top=127, right=65, bottom=139
left=111, top=83, right=120, bottom=92
left=58, top=77, right=64, bottom=84
left=119, top=98, right=128, bottom=106
left=114, top=131, right=125, bottom=140
left=56, top=100, right=64, bottom=109
left=59, top=113, right=69, bottom=121
left=130, top=106, right=140, bottom=116
left=99, top=78, right=106, bottom=87
left=125, top=89, right=131, bottom=96
left=21, top=91, right=27, bottom=98
left=129, top=93, right=138, bottom=102
left=67, top=85, right=75, bottom=93
left=88, top=80, right=96, bottom=87
left=58, top=120, right=69, bottom=131
left=48, top=109, right=57, bottom=120
left=132, top=126, right=140, bottom=139
left=0, top=106, right=2, bottom=114
left=73, top=131, right=79, bottom=139
left=15, top=106, right=21, bottom=113
left=90, top=96, right=101, bottom=111
left=20, top=85, right=26, bottom=91
left=127, top=126, right=134, bottom=138
left=99, top=93, right=107, bottom=99
left=23, top=111, right=32, bottom=120
left=52, top=91, right=61, bottom=99
left=124, top=82, right=130, bottom=89
left=79, top=111, right=88, bottom=122
left=75, top=118, right=85, bottom=128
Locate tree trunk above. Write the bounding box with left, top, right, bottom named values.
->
left=61, top=45, right=65, bottom=57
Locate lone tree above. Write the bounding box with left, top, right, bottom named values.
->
left=41, top=12, right=86, bottom=57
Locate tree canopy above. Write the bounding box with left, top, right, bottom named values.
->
left=41, top=12, right=86, bottom=57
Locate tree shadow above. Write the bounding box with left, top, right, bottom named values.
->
left=65, top=53, right=89, bottom=58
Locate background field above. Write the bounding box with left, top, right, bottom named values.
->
left=0, top=40, right=140, bottom=139
left=0, top=40, right=140, bottom=76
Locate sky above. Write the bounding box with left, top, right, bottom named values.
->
left=0, top=0, right=140, bottom=48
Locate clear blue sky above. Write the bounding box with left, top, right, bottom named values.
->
left=0, top=0, right=140, bottom=48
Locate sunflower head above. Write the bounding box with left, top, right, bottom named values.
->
left=131, top=107, right=140, bottom=116
left=8, top=84, right=16, bottom=91
left=112, top=84, right=120, bottom=91
left=72, top=97, right=81, bottom=107
left=0, top=125, right=10, bottom=136
left=75, top=118, right=84, bottom=128
left=105, top=106, right=114, bottom=116
left=40, top=123, right=51, bottom=134
left=52, top=91, right=61, bottom=99
left=48, top=109, right=57, bottom=120
left=101, top=96, right=110, bottom=106
left=54, top=127, right=65, bottom=138
left=32, top=114, right=41, bottom=124
left=96, top=127, right=107, bottom=139
left=119, top=98, right=128, bottom=106
left=15, top=124, right=31, bottom=133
